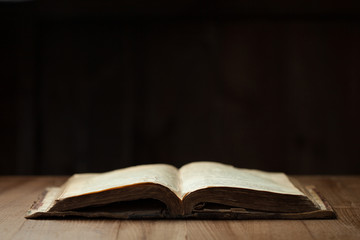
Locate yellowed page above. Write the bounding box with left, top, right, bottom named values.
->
left=179, top=162, right=304, bottom=199
left=57, top=164, right=181, bottom=200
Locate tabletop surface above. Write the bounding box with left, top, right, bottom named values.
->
left=0, top=175, right=359, bottom=240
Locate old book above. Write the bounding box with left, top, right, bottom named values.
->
left=26, top=162, right=335, bottom=220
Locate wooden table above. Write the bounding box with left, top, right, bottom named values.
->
left=0, top=176, right=359, bottom=240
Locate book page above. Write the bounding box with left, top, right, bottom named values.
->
left=57, top=164, right=181, bottom=200
left=179, top=162, right=304, bottom=199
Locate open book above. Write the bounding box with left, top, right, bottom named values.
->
left=26, top=162, right=335, bottom=219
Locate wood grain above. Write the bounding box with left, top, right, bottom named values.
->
left=0, top=176, right=359, bottom=240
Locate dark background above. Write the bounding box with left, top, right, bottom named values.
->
left=1, top=1, right=359, bottom=175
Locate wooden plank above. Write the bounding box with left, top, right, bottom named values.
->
left=39, top=22, right=136, bottom=174
left=11, top=219, right=121, bottom=240
left=14, top=6, right=38, bottom=175
left=0, top=177, right=66, bottom=239
left=0, top=176, right=359, bottom=240
left=296, top=176, right=360, bottom=207
left=36, top=0, right=360, bottom=17
left=284, top=23, right=360, bottom=174
left=4, top=16, right=359, bottom=175
left=132, top=21, right=221, bottom=167
left=116, top=220, right=187, bottom=240
left=0, top=9, right=19, bottom=174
